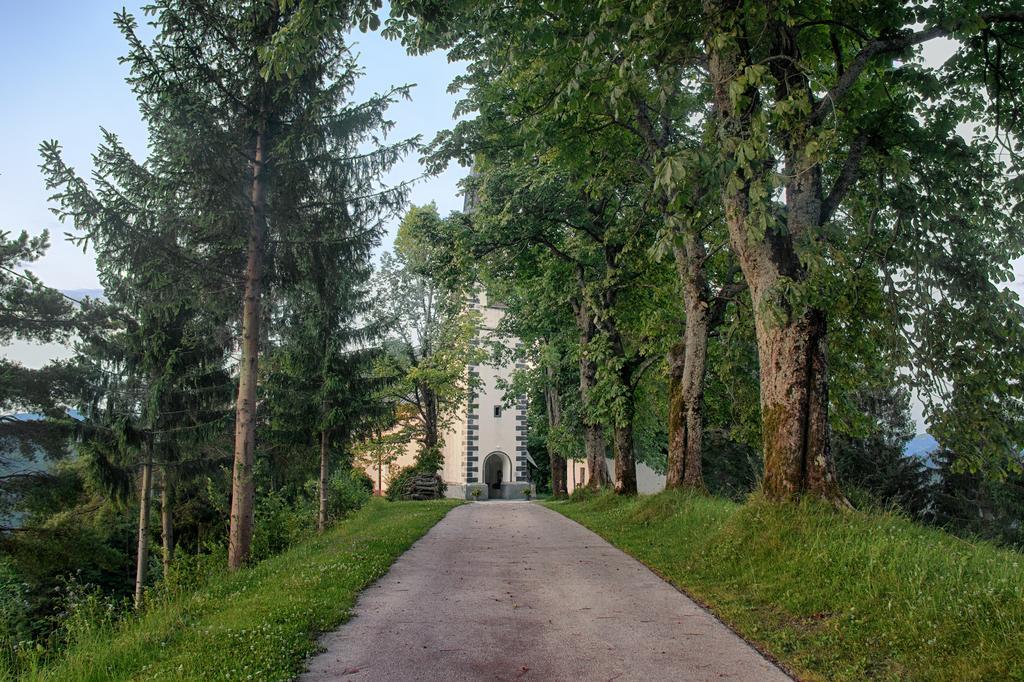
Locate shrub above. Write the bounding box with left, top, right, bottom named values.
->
left=569, top=485, right=600, bottom=502
left=157, top=544, right=227, bottom=600
left=414, top=445, right=443, bottom=474
left=385, top=466, right=416, bottom=501
left=349, top=468, right=374, bottom=495
left=51, top=578, right=123, bottom=651
left=327, top=469, right=372, bottom=520
left=251, top=491, right=310, bottom=562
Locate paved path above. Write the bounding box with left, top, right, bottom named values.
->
left=301, top=502, right=789, bottom=682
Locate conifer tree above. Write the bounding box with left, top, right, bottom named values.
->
left=44, top=1, right=414, bottom=568
left=0, top=230, right=84, bottom=474
left=41, top=126, right=234, bottom=602
left=265, top=246, right=392, bottom=532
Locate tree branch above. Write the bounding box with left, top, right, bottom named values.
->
left=820, top=132, right=869, bottom=225
left=810, top=12, right=1024, bottom=127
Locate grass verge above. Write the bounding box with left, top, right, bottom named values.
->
left=22, top=498, right=461, bottom=681
left=545, top=490, right=1023, bottom=681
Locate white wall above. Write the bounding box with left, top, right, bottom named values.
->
left=565, top=457, right=666, bottom=495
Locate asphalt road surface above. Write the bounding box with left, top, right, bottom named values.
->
left=301, top=501, right=790, bottom=682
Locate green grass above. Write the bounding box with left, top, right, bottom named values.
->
left=545, top=490, right=1024, bottom=681
left=21, top=498, right=461, bottom=681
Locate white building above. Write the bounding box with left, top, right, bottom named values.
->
left=361, top=288, right=669, bottom=499
left=361, top=289, right=532, bottom=500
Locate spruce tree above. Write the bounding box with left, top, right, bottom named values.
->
left=45, top=1, right=414, bottom=568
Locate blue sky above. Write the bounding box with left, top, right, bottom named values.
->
left=0, top=1, right=467, bottom=292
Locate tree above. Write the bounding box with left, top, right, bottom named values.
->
left=373, top=206, right=483, bottom=466
left=0, top=230, right=83, bottom=476
left=700, top=1, right=1024, bottom=501
left=832, top=383, right=931, bottom=518
left=352, top=429, right=408, bottom=494
left=387, top=1, right=743, bottom=494
left=0, top=230, right=77, bottom=347
left=932, top=448, right=1024, bottom=547
left=264, top=251, right=392, bottom=532
left=48, top=1, right=415, bottom=568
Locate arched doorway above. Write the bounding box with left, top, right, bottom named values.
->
left=482, top=451, right=512, bottom=499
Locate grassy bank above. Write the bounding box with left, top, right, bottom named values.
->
left=545, top=490, right=1023, bottom=681
left=19, top=498, right=460, bottom=681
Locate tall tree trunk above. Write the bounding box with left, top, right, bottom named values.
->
left=755, top=306, right=838, bottom=500
left=544, top=364, right=567, bottom=497
left=318, top=429, right=329, bottom=532
left=666, top=238, right=710, bottom=490
left=161, top=468, right=174, bottom=580
left=550, top=449, right=567, bottom=498
left=422, top=385, right=439, bottom=451
left=613, top=396, right=638, bottom=495
left=583, top=423, right=609, bottom=488
left=134, top=440, right=153, bottom=608
left=575, top=298, right=611, bottom=489
left=666, top=341, right=687, bottom=488
left=228, top=128, right=267, bottom=570
left=705, top=16, right=843, bottom=503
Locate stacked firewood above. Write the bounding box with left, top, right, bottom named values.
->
left=401, top=473, right=445, bottom=500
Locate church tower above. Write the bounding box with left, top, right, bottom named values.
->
left=435, top=177, right=531, bottom=499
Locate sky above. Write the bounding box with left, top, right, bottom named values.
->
left=0, top=1, right=467, bottom=294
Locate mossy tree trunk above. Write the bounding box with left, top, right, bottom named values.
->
left=666, top=236, right=712, bottom=491
left=705, top=10, right=843, bottom=503
left=544, top=365, right=567, bottom=497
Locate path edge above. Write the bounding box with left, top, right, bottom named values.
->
left=300, top=500, right=468, bottom=675
left=536, top=500, right=799, bottom=682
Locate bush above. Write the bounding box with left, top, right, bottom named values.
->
left=385, top=466, right=416, bottom=501
left=350, top=468, right=374, bottom=495
left=157, top=544, right=227, bottom=600
left=414, top=445, right=443, bottom=474
left=327, top=469, right=372, bottom=520
left=51, top=578, right=123, bottom=651
left=251, top=491, right=310, bottom=562
left=569, top=484, right=600, bottom=502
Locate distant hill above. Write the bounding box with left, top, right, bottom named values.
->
left=61, top=288, right=104, bottom=301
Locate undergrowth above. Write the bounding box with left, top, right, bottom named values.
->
left=10, top=498, right=460, bottom=681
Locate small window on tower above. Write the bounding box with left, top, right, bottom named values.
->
left=493, top=405, right=502, bottom=418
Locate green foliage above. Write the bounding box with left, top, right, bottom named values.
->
left=932, top=448, right=1024, bottom=548
left=373, top=206, right=486, bottom=452
left=701, top=430, right=763, bottom=501
left=414, top=445, right=444, bottom=474
left=0, top=229, right=89, bottom=482
left=549, top=490, right=1024, bottom=681
left=353, top=429, right=408, bottom=492
left=14, top=499, right=459, bottom=681
left=832, top=384, right=933, bottom=519
left=385, top=466, right=416, bottom=501
left=0, top=459, right=136, bottom=646
left=0, top=230, right=77, bottom=346
left=251, top=491, right=313, bottom=563
left=326, top=469, right=372, bottom=520
left=349, top=468, right=374, bottom=495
